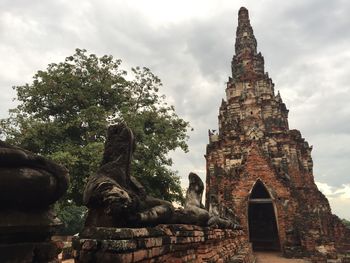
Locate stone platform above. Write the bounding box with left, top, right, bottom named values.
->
left=0, top=210, right=63, bottom=263
left=73, top=224, right=255, bottom=263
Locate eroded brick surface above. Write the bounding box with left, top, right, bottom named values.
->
left=205, top=7, right=350, bottom=260
left=73, top=225, right=254, bottom=263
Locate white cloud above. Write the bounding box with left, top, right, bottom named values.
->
left=316, top=182, right=350, bottom=219
left=316, top=182, right=334, bottom=196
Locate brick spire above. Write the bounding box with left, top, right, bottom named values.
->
left=235, top=7, right=257, bottom=55
left=206, top=8, right=350, bottom=256
left=231, top=7, right=265, bottom=82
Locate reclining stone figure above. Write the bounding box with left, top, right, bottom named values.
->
left=173, top=173, right=239, bottom=228
left=172, top=172, right=210, bottom=226
left=208, top=194, right=241, bottom=229
left=83, top=123, right=174, bottom=227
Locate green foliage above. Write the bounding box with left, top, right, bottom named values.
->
left=55, top=202, right=87, bottom=235
left=0, top=49, right=189, bottom=208
left=342, top=218, right=350, bottom=229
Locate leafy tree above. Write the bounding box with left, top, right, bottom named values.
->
left=342, top=218, right=350, bottom=229
left=55, top=203, right=87, bottom=235
left=0, top=49, right=189, bottom=208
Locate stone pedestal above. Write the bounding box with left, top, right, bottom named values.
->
left=0, top=140, right=69, bottom=263
left=0, top=210, right=63, bottom=263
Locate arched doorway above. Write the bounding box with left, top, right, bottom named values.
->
left=248, top=180, right=280, bottom=250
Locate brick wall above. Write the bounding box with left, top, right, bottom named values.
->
left=73, top=224, right=255, bottom=263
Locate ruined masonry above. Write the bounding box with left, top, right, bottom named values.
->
left=205, top=7, right=350, bottom=260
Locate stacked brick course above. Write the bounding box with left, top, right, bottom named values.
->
left=73, top=225, right=254, bottom=263
left=205, top=7, right=350, bottom=260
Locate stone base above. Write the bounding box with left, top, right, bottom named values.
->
left=0, top=209, right=62, bottom=263
left=0, top=241, right=61, bottom=263
left=284, top=245, right=306, bottom=258
left=0, top=209, right=61, bottom=241
left=73, top=224, right=255, bottom=263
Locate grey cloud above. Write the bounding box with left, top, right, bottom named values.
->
left=185, top=14, right=233, bottom=82
left=0, top=0, right=349, bottom=218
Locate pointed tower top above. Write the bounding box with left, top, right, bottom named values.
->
left=238, top=7, right=249, bottom=17
left=231, top=7, right=265, bottom=82
left=235, top=7, right=257, bottom=55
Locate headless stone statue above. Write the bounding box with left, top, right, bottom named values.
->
left=83, top=123, right=174, bottom=227
left=208, top=194, right=240, bottom=229
left=173, top=172, right=209, bottom=226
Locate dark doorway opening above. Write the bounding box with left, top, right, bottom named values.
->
left=248, top=181, right=280, bottom=251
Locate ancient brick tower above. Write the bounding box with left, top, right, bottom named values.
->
left=205, top=7, right=350, bottom=258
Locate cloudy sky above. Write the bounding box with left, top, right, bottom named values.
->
left=0, top=0, right=349, bottom=219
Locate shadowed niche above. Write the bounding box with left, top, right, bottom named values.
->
left=250, top=180, right=271, bottom=199
left=248, top=180, right=280, bottom=251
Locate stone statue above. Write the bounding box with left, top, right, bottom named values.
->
left=83, top=123, right=174, bottom=227
left=0, top=140, right=69, bottom=209
left=172, top=172, right=209, bottom=226
left=172, top=172, right=240, bottom=228
left=208, top=194, right=241, bottom=229
left=0, top=140, right=69, bottom=263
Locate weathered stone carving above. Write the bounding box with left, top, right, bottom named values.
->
left=83, top=123, right=174, bottom=227
left=0, top=140, right=69, bottom=208
left=208, top=194, right=240, bottom=229
left=172, top=172, right=210, bottom=226
left=83, top=123, right=243, bottom=230
left=0, top=140, right=69, bottom=263
left=172, top=172, right=239, bottom=228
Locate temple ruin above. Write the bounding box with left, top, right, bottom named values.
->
left=74, top=123, right=254, bottom=263
left=3, top=6, right=349, bottom=263
left=205, top=7, right=350, bottom=260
